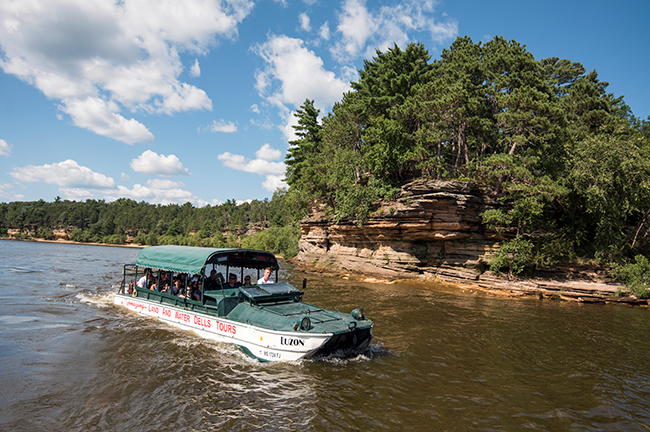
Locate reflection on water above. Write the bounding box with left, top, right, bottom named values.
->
left=1, top=240, right=649, bottom=431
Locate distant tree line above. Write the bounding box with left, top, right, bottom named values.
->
left=0, top=190, right=304, bottom=258
left=284, top=36, right=650, bottom=294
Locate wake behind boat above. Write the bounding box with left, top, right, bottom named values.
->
left=114, top=245, right=373, bottom=361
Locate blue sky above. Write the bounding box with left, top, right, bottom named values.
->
left=1, top=0, right=648, bottom=206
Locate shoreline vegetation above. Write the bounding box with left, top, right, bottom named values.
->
left=1, top=236, right=645, bottom=307
left=2, top=36, right=649, bottom=303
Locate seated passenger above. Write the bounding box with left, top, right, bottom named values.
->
left=257, top=267, right=274, bottom=284
left=243, top=275, right=252, bottom=286
left=137, top=269, right=152, bottom=289
left=171, top=279, right=183, bottom=296
left=205, top=269, right=222, bottom=290
left=226, top=273, right=241, bottom=289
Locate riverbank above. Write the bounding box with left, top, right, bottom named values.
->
left=296, top=180, right=647, bottom=306
left=291, top=258, right=647, bottom=306
left=0, top=237, right=144, bottom=248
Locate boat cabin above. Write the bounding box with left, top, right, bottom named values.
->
left=120, top=245, right=299, bottom=318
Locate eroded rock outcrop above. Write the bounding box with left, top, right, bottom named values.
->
left=298, top=180, right=502, bottom=283
left=297, top=180, right=632, bottom=302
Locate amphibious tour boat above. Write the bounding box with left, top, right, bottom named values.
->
left=114, top=245, right=373, bottom=361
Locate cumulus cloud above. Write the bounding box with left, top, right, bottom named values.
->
left=130, top=150, right=189, bottom=176
left=253, top=34, right=350, bottom=112
left=217, top=144, right=286, bottom=191
left=0, top=0, right=254, bottom=143
left=207, top=119, right=237, bottom=133
left=59, top=187, right=95, bottom=201
left=62, top=97, right=154, bottom=144
left=0, top=183, right=25, bottom=201
left=105, top=179, right=198, bottom=205
left=331, top=0, right=458, bottom=61
left=319, top=22, right=331, bottom=41
left=262, top=175, right=287, bottom=192
left=298, top=13, right=311, bottom=32
left=256, top=143, right=282, bottom=160
left=10, top=159, right=115, bottom=188
left=190, top=59, right=201, bottom=77
left=0, top=139, right=12, bottom=156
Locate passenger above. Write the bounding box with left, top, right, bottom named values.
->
left=243, top=275, right=252, bottom=286
left=171, top=278, right=183, bottom=296
left=226, top=273, right=241, bottom=289
left=206, top=269, right=222, bottom=290
left=257, top=267, right=274, bottom=284
left=186, top=278, right=201, bottom=301
left=161, top=271, right=171, bottom=287
left=160, top=281, right=170, bottom=294
left=136, top=269, right=152, bottom=289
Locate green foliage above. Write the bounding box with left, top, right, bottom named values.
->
left=563, top=132, right=650, bottom=258
left=611, top=255, right=650, bottom=299
left=35, top=226, right=55, bottom=240
left=241, top=225, right=300, bottom=258
left=276, top=35, right=648, bottom=269
left=488, top=236, right=535, bottom=275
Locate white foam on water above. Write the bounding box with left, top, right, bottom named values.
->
left=76, top=292, right=115, bottom=308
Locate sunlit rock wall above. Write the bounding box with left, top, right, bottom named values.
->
left=298, top=180, right=504, bottom=283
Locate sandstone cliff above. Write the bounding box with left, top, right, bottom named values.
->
left=299, top=180, right=501, bottom=282
left=297, top=180, right=632, bottom=303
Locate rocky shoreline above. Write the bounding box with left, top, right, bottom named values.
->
left=296, top=180, right=646, bottom=306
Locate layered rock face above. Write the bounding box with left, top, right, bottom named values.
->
left=298, top=180, right=503, bottom=282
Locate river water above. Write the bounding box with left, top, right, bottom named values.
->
left=0, top=240, right=649, bottom=431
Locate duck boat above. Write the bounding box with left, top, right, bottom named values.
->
left=114, top=245, right=373, bottom=362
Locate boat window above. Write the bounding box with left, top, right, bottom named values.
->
left=262, top=283, right=300, bottom=295
left=241, top=286, right=268, bottom=298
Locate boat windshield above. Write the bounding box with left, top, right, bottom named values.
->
left=239, top=282, right=302, bottom=302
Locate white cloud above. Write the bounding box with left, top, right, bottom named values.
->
left=105, top=179, right=197, bottom=205
left=319, top=22, right=331, bottom=41
left=256, top=143, right=282, bottom=161
left=262, top=175, right=287, bottom=192
left=59, top=187, right=95, bottom=201
left=253, top=34, right=350, bottom=111
left=194, top=198, right=224, bottom=207
left=130, top=150, right=189, bottom=176
left=281, top=108, right=301, bottom=142
left=299, top=13, right=311, bottom=32
left=217, top=144, right=286, bottom=191
left=331, top=0, right=458, bottom=62
left=10, top=159, right=115, bottom=188
left=207, top=119, right=237, bottom=133
left=0, top=139, right=12, bottom=156
left=190, top=59, right=201, bottom=77
left=0, top=183, right=25, bottom=201
left=218, top=152, right=285, bottom=176
left=0, top=0, right=254, bottom=143
left=250, top=104, right=260, bottom=114
left=62, top=97, right=154, bottom=144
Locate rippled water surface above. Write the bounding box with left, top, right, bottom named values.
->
left=1, top=240, right=649, bottom=431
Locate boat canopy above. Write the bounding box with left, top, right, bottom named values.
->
left=134, top=245, right=279, bottom=275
